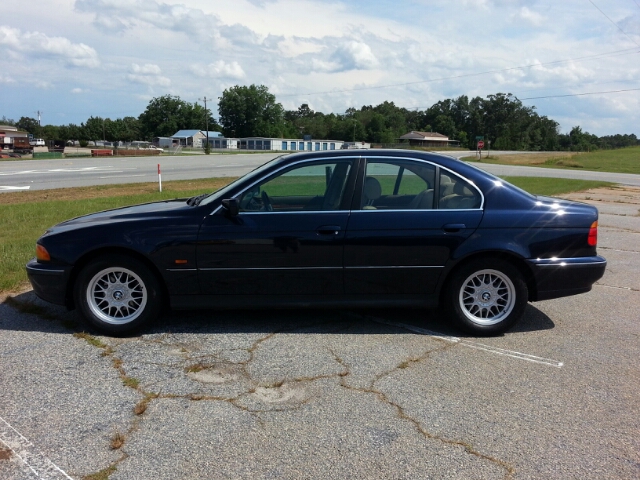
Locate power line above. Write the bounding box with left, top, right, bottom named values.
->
left=279, top=47, right=639, bottom=98
left=520, top=87, right=640, bottom=100
left=588, top=0, right=640, bottom=47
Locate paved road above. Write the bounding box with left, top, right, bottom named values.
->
left=1, top=186, right=639, bottom=479
left=2, top=151, right=639, bottom=192
left=0, top=153, right=278, bottom=192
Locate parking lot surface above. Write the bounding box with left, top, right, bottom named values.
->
left=1, top=186, right=639, bottom=479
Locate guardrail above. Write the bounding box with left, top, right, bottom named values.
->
left=91, top=149, right=113, bottom=157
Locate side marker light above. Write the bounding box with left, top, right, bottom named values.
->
left=36, top=244, right=51, bottom=261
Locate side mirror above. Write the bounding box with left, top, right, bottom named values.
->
left=221, top=198, right=239, bottom=217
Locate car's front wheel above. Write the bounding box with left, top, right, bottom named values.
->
left=445, top=259, right=527, bottom=336
left=74, top=254, right=162, bottom=335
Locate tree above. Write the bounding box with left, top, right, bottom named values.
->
left=218, top=85, right=287, bottom=138
left=138, top=95, right=216, bottom=140
left=16, top=116, right=40, bottom=135
left=81, top=116, right=106, bottom=143
left=1, top=116, right=16, bottom=126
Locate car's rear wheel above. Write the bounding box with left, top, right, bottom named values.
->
left=445, top=259, right=527, bottom=336
left=74, top=254, right=162, bottom=335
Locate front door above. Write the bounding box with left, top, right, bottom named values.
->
left=197, top=159, right=355, bottom=296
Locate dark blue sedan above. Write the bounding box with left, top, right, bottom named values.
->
left=26, top=150, right=606, bottom=335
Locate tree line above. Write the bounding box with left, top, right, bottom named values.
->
left=2, top=85, right=638, bottom=151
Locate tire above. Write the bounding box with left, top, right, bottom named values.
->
left=445, top=258, right=527, bottom=336
left=74, top=254, right=162, bottom=335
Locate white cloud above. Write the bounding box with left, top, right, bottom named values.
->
left=131, top=63, right=162, bottom=75
left=330, top=40, right=380, bottom=71
left=190, top=61, right=246, bottom=80
left=0, top=74, right=16, bottom=84
left=0, top=25, right=99, bottom=67
left=515, top=6, right=544, bottom=26
left=127, top=63, right=171, bottom=86
left=1, top=0, right=638, bottom=135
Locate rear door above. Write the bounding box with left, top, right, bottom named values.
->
left=344, top=157, right=483, bottom=296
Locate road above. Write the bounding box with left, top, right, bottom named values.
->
left=2, top=151, right=640, bottom=192
left=1, top=185, right=639, bottom=479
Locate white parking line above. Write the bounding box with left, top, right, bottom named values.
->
left=99, top=174, right=147, bottom=179
left=0, top=415, right=74, bottom=479
left=370, top=318, right=564, bottom=368
left=0, top=186, right=30, bottom=191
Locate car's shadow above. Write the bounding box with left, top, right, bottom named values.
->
left=1, top=291, right=556, bottom=339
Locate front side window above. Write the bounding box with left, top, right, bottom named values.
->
left=238, top=161, right=352, bottom=212
left=361, top=160, right=435, bottom=210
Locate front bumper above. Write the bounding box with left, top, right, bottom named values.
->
left=527, top=256, right=607, bottom=301
left=25, top=258, right=73, bottom=307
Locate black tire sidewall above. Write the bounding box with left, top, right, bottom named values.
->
left=74, top=254, right=162, bottom=335
left=446, top=259, right=527, bottom=336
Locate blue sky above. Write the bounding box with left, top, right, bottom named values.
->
left=2, top=0, right=639, bottom=136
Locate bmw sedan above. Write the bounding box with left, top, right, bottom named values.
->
left=26, top=150, right=606, bottom=336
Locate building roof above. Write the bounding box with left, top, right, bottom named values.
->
left=172, top=130, right=203, bottom=138
left=399, top=131, right=449, bottom=141
left=202, top=131, right=222, bottom=138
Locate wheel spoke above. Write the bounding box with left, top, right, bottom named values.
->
left=458, top=268, right=517, bottom=326
left=86, top=266, right=148, bottom=325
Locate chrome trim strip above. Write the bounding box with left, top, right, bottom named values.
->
left=199, top=266, right=342, bottom=271
left=350, top=208, right=480, bottom=213
left=222, top=211, right=350, bottom=215
left=166, top=268, right=198, bottom=272
left=345, top=265, right=444, bottom=269
left=26, top=266, right=65, bottom=273
left=535, top=261, right=607, bottom=267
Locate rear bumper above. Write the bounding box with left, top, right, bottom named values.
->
left=25, top=259, right=72, bottom=307
left=527, top=256, right=607, bottom=301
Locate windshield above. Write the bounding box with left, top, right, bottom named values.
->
left=198, top=155, right=286, bottom=206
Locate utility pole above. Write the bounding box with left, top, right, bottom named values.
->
left=199, top=97, right=210, bottom=154
left=36, top=110, right=43, bottom=138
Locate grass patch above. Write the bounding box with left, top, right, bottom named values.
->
left=83, top=465, right=117, bottom=480
left=109, top=432, right=125, bottom=450
left=122, top=376, right=140, bottom=389
left=466, top=146, right=640, bottom=174
left=501, top=177, right=613, bottom=196
left=74, top=332, right=110, bottom=349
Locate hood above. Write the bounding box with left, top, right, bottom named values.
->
left=50, top=198, right=193, bottom=232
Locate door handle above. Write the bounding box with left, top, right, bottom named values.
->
left=317, top=225, right=342, bottom=235
left=442, top=223, right=466, bottom=232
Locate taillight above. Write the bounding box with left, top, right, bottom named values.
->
left=588, top=221, right=598, bottom=247
left=36, top=244, right=51, bottom=261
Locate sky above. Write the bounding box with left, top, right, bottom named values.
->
left=1, top=0, right=639, bottom=136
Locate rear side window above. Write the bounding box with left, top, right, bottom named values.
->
left=361, top=160, right=436, bottom=210
left=439, top=171, right=481, bottom=209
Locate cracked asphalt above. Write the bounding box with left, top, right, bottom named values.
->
left=1, top=186, right=639, bottom=480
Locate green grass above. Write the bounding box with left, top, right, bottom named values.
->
left=546, top=147, right=640, bottom=174
left=0, top=176, right=614, bottom=294
left=501, top=177, right=613, bottom=196
left=466, top=146, right=640, bottom=174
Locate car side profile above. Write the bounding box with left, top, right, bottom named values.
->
left=26, top=150, right=606, bottom=336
